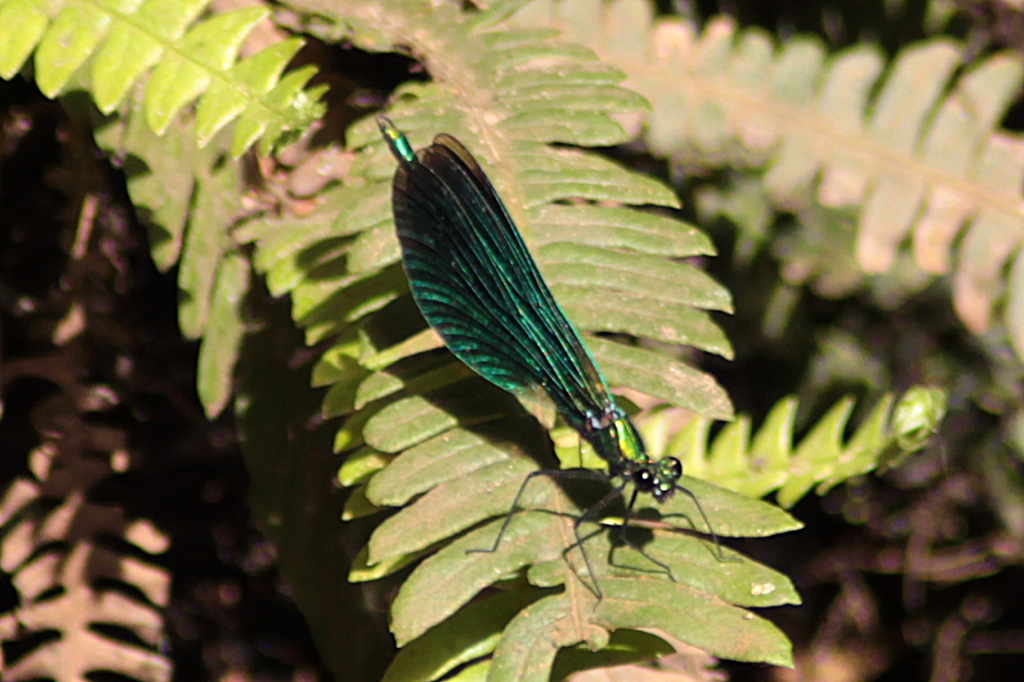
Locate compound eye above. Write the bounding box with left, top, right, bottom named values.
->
left=635, top=468, right=655, bottom=491
left=665, top=457, right=682, bottom=479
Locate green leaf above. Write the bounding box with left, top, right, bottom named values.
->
left=177, top=154, right=238, bottom=340
left=588, top=338, right=733, bottom=420
left=368, top=458, right=551, bottom=566
left=655, top=475, right=803, bottom=538
left=235, top=298, right=384, bottom=681
left=489, top=595, right=584, bottom=682
left=382, top=585, right=546, bottom=682
left=337, top=446, right=393, bottom=487
left=517, top=147, right=680, bottom=206
left=342, top=483, right=381, bottom=521
left=599, top=532, right=800, bottom=608
left=196, top=250, right=249, bottom=418
left=555, top=284, right=733, bottom=357
left=35, top=4, right=110, bottom=97
left=1, top=0, right=321, bottom=154
left=235, top=64, right=321, bottom=156
left=362, top=381, right=527, bottom=455
left=891, top=386, right=947, bottom=452
left=196, top=38, right=305, bottom=147
left=0, top=0, right=47, bottom=79
left=654, top=388, right=947, bottom=507
left=94, top=110, right=203, bottom=272
left=145, top=7, right=269, bottom=134
left=594, top=577, right=793, bottom=666
left=539, top=242, right=732, bottom=312
left=390, top=514, right=571, bottom=646
left=525, top=204, right=715, bottom=256
left=551, top=630, right=675, bottom=681
left=367, top=416, right=549, bottom=506
left=91, top=22, right=163, bottom=113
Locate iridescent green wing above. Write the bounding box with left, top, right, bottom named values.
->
left=384, top=124, right=612, bottom=431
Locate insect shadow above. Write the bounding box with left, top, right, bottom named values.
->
left=467, top=459, right=725, bottom=600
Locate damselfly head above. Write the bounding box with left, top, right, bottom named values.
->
left=634, top=456, right=684, bottom=501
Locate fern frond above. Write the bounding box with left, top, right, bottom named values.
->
left=0, top=482, right=172, bottom=681
left=0, top=425, right=172, bottom=680
left=640, top=386, right=947, bottom=508
left=0, top=0, right=325, bottom=155
left=234, top=1, right=808, bottom=677
left=511, top=3, right=1024, bottom=363
left=90, top=106, right=252, bottom=419
left=0, top=0, right=328, bottom=419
